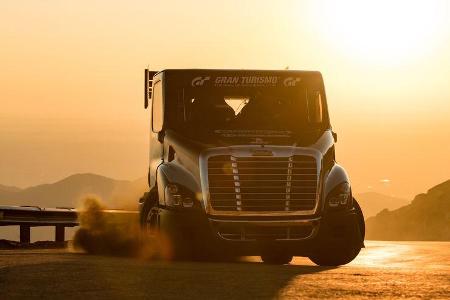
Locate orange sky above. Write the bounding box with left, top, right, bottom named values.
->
left=1, top=0, right=449, bottom=199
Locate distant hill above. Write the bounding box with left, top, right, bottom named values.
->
left=366, top=180, right=450, bottom=241
left=355, top=192, right=409, bottom=218
left=0, top=173, right=148, bottom=210
left=0, top=184, right=22, bottom=194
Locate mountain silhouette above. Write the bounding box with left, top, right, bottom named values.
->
left=355, top=192, right=409, bottom=218
left=366, top=180, right=450, bottom=241
left=0, top=173, right=148, bottom=210
left=0, top=184, right=22, bottom=194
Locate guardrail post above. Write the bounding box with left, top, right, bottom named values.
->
left=55, top=225, right=65, bottom=243
left=20, top=225, right=30, bottom=244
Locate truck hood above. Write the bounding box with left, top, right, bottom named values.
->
left=165, top=129, right=334, bottom=157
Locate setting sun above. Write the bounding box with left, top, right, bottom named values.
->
left=309, top=0, right=448, bottom=65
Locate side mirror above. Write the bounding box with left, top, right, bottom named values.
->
left=332, top=131, right=338, bottom=143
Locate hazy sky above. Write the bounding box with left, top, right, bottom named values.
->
left=1, top=0, right=449, bottom=199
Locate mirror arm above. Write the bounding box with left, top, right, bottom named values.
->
left=332, top=131, right=338, bottom=143
left=158, top=131, right=165, bottom=143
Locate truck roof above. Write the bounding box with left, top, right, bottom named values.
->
left=154, top=69, right=322, bottom=77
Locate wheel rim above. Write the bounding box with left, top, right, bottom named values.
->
left=145, top=206, right=159, bottom=238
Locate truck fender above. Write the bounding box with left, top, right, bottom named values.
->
left=323, top=163, right=350, bottom=199
left=156, top=162, right=202, bottom=206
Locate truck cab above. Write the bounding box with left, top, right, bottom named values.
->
left=140, top=69, right=364, bottom=265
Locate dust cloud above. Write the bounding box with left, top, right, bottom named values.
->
left=73, top=197, right=171, bottom=260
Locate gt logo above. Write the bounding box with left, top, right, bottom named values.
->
left=191, top=76, right=211, bottom=87
left=283, top=77, right=301, bottom=87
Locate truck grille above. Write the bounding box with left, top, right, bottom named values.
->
left=207, top=155, right=318, bottom=212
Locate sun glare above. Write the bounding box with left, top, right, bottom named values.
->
left=309, top=0, right=447, bottom=65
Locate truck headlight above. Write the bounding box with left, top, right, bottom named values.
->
left=165, top=183, right=195, bottom=208
left=327, top=182, right=352, bottom=209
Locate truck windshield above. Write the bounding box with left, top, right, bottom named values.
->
left=167, top=79, right=327, bottom=138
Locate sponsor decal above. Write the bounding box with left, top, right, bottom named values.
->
left=214, top=76, right=278, bottom=87
left=191, top=75, right=303, bottom=87
left=214, top=129, right=291, bottom=138
left=191, top=76, right=280, bottom=87
left=283, top=77, right=302, bottom=87
left=191, top=76, right=211, bottom=87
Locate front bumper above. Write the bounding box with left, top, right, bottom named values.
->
left=158, top=207, right=362, bottom=257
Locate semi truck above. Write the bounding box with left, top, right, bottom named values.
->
left=139, top=69, right=365, bottom=265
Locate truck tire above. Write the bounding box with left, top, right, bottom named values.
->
left=261, top=253, right=293, bottom=265
left=141, top=191, right=194, bottom=261
left=308, top=243, right=361, bottom=267
left=354, top=199, right=365, bottom=241
left=140, top=191, right=155, bottom=228
left=308, top=198, right=364, bottom=266
left=141, top=194, right=159, bottom=234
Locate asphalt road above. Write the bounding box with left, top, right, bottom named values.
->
left=0, top=241, right=449, bottom=299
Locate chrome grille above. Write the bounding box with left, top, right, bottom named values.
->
left=208, top=155, right=318, bottom=212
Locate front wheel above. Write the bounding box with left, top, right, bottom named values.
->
left=140, top=191, right=161, bottom=233
left=141, top=191, right=193, bottom=261
left=308, top=243, right=361, bottom=266
left=308, top=199, right=364, bottom=266
left=139, top=192, right=171, bottom=260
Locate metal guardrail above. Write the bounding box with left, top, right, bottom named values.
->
left=0, top=205, right=138, bottom=244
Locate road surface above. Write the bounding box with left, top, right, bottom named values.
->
left=0, top=241, right=449, bottom=299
